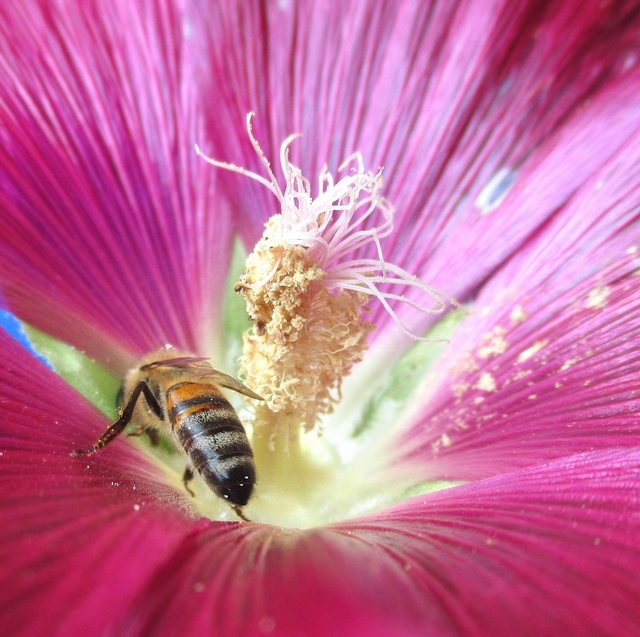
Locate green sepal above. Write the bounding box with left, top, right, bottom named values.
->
left=222, top=238, right=252, bottom=372
left=354, top=308, right=467, bottom=437
left=22, top=324, right=119, bottom=419
left=400, top=480, right=465, bottom=499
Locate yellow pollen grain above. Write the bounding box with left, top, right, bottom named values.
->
left=452, top=382, right=471, bottom=398
left=476, top=372, right=497, bottom=392
left=517, top=340, right=549, bottom=364
left=510, top=305, right=528, bottom=325
left=450, top=353, right=480, bottom=378
left=560, top=357, right=579, bottom=372
left=477, top=329, right=508, bottom=360
left=585, top=285, right=611, bottom=309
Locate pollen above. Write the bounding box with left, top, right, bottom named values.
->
left=197, top=114, right=459, bottom=438
left=234, top=221, right=374, bottom=435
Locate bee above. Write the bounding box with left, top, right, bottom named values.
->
left=72, top=348, right=263, bottom=521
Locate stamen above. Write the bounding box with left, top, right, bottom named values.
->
left=197, top=115, right=459, bottom=437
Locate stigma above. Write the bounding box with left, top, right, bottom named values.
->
left=197, top=114, right=458, bottom=440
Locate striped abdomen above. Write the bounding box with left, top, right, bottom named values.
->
left=166, top=382, right=255, bottom=506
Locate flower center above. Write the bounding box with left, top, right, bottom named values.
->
left=200, top=116, right=462, bottom=525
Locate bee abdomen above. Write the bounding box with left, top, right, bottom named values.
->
left=167, top=383, right=256, bottom=506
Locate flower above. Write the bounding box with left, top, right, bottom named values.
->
left=1, top=0, right=640, bottom=636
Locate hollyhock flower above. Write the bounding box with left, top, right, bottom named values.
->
left=0, top=0, right=640, bottom=635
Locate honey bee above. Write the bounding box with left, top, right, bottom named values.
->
left=72, top=348, right=263, bottom=521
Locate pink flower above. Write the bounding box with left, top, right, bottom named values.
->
left=1, top=1, right=640, bottom=635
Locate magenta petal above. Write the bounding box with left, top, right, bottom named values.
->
left=395, top=127, right=640, bottom=479
left=112, top=450, right=640, bottom=637
left=203, top=0, right=640, bottom=333
left=117, top=525, right=449, bottom=637
left=0, top=0, right=233, bottom=369
left=0, top=326, right=172, bottom=485
left=1, top=321, right=637, bottom=636
left=0, top=329, right=192, bottom=635
left=398, top=266, right=640, bottom=480
left=364, top=450, right=640, bottom=636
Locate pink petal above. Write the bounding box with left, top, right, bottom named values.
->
left=2, top=311, right=638, bottom=636
left=113, top=450, right=640, bottom=637
left=365, top=450, right=640, bottom=636
left=395, top=131, right=640, bottom=479
left=203, top=0, right=640, bottom=336
left=0, top=0, right=233, bottom=371
left=0, top=328, right=194, bottom=635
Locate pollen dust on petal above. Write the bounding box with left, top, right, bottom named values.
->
left=585, top=285, right=611, bottom=309
left=476, top=326, right=508, bottom=360
left=516, top=339, right=549, bottom=364
left=510, top=305, right=528, bottom=325
left=476, top=371, right=497, bottom=392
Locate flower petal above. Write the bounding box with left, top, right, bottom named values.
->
left=0, top=0, right=233, bottom=370
left=394, top=131, right=640, bottom=480
left=113, top=450, right=640, bottom=637
left=364, top=450, right=640, bottom=636
left=204, top=0, right=640, bottom=336
left=0, top=327, right=193, bottom=635
left=2, top=305, right=636, bottom=636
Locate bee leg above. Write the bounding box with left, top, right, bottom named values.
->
left=145, top=428, right=160, bottom=447
left=71, top=381, right=162, bottom=456
left=115, top=384, right=124, bottom=410
left=126, top=427, right=160, bottom=448
left=182, top=466, right=195, bottom=497
left=231, top=505, right=251, bottom=523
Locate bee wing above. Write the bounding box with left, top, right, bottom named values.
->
left=141, top=356, right=211, bottom=370
left=140, top=356, right=263, bottom=401
left=207, top=371, right=264, bottom=401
